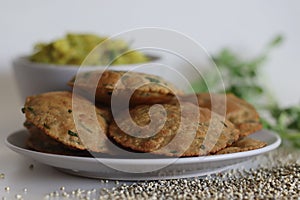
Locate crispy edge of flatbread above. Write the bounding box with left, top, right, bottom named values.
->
left=26, top=124, right=91, bottom=156
left=237, top=122, right=263, bottom=137
left=215, top=137, right=267, bottom=155
left=68, top=70, right=183, bottom=106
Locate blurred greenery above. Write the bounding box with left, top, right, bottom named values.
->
left=192, top=35, right=300, bottom=148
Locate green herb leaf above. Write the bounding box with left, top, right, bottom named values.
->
left=68, top=130, right=78, bottom=137
left=170, top=150, right=178, bottom=154
left=43, top=123, right=50, bottom=129
left=220, top=121, right=228, bottom=128
left=191, top=35, right=300, bottom=148
left=145, top=77, right=160, bottom=83
left=27, top=107, right=36, bottom=115
left=23, top=121, right=32, bottom=127
left=268, top=35, right=284, bottom=48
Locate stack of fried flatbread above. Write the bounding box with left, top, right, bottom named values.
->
left=23, top=70, right=266, bottom=157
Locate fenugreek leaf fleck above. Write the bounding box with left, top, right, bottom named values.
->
left=145, top=77, right=160, bottom=83
left=27, top=107, right=36, bottom=115
left=43, top=123, right=50, bottom=129
left=68, top=130, right=78, bottom=137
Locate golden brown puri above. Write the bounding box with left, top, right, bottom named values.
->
left=215, top=137, right=267, bottom=155
left=108, top=103, right=240, bottom=157
left=68, top=70, right=183, bottom=106
left=23, top=91, right=110, bottom=153
left=95, top=104, right=113, bottom=124
left=26, top=124, right=91, bottom=156
left=176, top=93, right=262, bottom=137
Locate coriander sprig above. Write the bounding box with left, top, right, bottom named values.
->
left=193, top=35, right=300, bottom=148
left=266, top=104, right=300, bottom=148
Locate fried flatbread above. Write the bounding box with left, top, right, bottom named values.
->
left=23, top=91, right=110, bottom=153
left=68, top=70, right=182, bottom=106
left=95, top=104, right=113, bottom=124
left=215, top=137, right=267, bottom=154
left=26, top=124, right=91, bottom=156
left=176, top=93, right=262, bottom=137
left=108, top=102, right=240, bottom=157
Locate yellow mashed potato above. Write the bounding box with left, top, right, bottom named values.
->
left=30, top=33, right=149, bottom=66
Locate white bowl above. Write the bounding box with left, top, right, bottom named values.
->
left=12, top=55, right=161, bottom=101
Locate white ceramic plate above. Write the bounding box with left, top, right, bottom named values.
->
left=6, top=129, right=281, bottom=180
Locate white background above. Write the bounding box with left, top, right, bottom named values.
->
left=1, top=0, right=300, bottom=132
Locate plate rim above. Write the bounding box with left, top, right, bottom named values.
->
left=5, top=129, right=281, bottom=165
